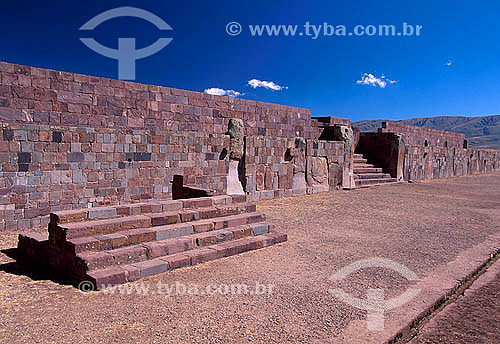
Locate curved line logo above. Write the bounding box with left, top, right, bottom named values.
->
left=79, top=7, right=173, bottom=80
left=328, top=258, right=421, bottom=331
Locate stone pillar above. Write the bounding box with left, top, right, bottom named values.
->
left=288, top=138, right=307, bottom=195
left=333, top=125, right=355, bottom=189
left=394, top=134, right=406, bottom=181
left=226, top=119, right=245, bottom=195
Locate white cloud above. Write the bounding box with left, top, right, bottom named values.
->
left=248, top=79, right=288, bottom=91
left=204, top=88, right=241, bottom=97
left=356, top=73, right=397, bottom=88
left=445, top=60, right=452, bottom=67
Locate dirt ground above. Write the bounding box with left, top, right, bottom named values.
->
left=1, top=173, right=500, bottom=343
left=411, top=257, right=500, bottom=344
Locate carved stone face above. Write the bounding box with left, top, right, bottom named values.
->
left=333, top=125, right=353, bottom=144
left=227, top=118, right=245, bottom=160
left=226, top=118, right=244, bottom=139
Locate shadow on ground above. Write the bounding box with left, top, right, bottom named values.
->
left=0, top=247, right=76, bottom=288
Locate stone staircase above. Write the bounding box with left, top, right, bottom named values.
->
left=353, top=153, right=397, bottom=188
left=17, top=195, right=286, bottom=290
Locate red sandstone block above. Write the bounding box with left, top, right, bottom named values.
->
left=115, top=205, right=130, bottom=216
left=185, top=248, right=218, bottom=265
left=206, top=244, right=227, bottom=259
left=84, top=218, right=122, bottom=236
left=230, top=195, right=247, bottom=203
left=94, top=233, right=129, bottom=250
left=245, top=236, right=266, bottom=250
left=196, top=229, right=233, bottom=247
left=245, top=204, right=257, bottom=213
left=86, top=267, right=127, bottom=289
left=142, top=241, right=169, bottom=258
left=132, top=259, right=169, bottom=278
left=211, top=195, right=232, bottom=205
left=181, top=197, right=213, bottom=209
left=138, top=203, right=153, bottom=213
left=246, top=213, right=266, bottom=224
left=157, top=237, right=195, bottom=255
left=51, top=209, right=88, bottom=224
left=248, top=223, right=269, bottom=236
left=263, top=232, right=288, bottom=246
left=122, top=228, right=156, bottom=245
left=77, top=251, right=114, bottom=271
left=158, top=200, right=183, bottom=212
left=159, top=253, right=191, bottom=270
left=216, top=240, right=251, bottom=257
left=214, top=204, right=247, bottom=217
left=149, top=212, right=180, bottom=226
left=151, top=223, right=194, bottom=240
left=65, top=237, right=100, bottom=254
left=198, top=207, right=218, bottom=220
left=128, top=204, right=142, bottom=216
left=179, top=210, right=199, bottom=222
left=221, top=214, right=249, bottom=228
left=122, top=265, right=141, bottom=282
left=94, top=215, right=151, bottom=235
left=228, top=225, right=252, bottom=240
left=109, top=245, right=148, bottom=266
left=192, top=219, right=215, bottom=233
left=146, top=202, right=163, bottom=213
left=88, top=207, right=117, bottom=220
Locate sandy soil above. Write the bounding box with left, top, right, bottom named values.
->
left=411, top=258, right=500, bottom=344
left=1, top=173, right=500, bottom=343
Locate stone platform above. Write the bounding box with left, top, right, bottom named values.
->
left=17, top=195, right=287, bottom=289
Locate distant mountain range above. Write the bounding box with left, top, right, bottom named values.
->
left=352, top=115, right=500, bottom=150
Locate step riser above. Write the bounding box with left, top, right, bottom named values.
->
left=355, top=178, right=398, bottom=186
left=51, top=195, right=244, bottom=225
left=355, top=174, right=392, bottom=180
left=50, top=204, right=258, bottom=246
left=353, top=163, right=375, bottom=168
left=353, top=168, right=383, bottom=174
left=74, top=223, right=270, bottom=274
left=86, top=232, right=288, bottom=290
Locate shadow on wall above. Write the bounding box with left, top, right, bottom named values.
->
left=171, top=175, right=214, bottom=200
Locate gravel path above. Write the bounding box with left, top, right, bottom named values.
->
left=1, top=173, right=500, bottom=343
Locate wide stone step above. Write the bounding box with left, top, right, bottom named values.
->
left=354, top=173, right=392, bottom=180
left=353, top=167, right=383, bottom=174
left=354, top=158, right=367, bottom=164
left=85, top=231, right=287, bottom=290
left=74, top=223, right=270, bottom=274
left=63, top=212, right=267, bottom=255
left=353, top=163, right=375, bottom=168
left=50, top=195, right=244, bottom=225
left=355, top=178, right=398, bottom=187
left=49, top=203, right=258, bottom=246
left=353, top=153, right=364, bottom=159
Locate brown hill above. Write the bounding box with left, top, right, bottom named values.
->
left=353, top=115, right=500, bottom=149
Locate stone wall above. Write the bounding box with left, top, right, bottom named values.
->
left=370, top=122, right=500, bottom=181
left=0, top=61, right=345, bottom=231
left=1, top=60, right=500, bottom=232
left=404, top=146, right=500, bottom=180
left=379, top=121, right=466, bottom=148
left=0, top=61, right=321, bottom=139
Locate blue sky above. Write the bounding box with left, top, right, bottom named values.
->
left=0, top=0, right=499, bottom=121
